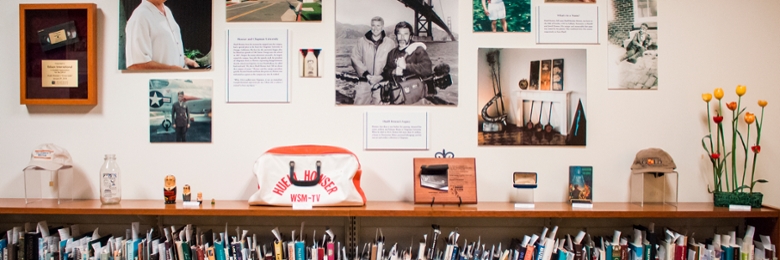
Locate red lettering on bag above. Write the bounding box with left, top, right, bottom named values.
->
left=319, top=175, right=339, bottom=195
left=272, top=176, right=292, bottom=196
left=304, top=170, right=315, bottom=181
left=290, top=194, right=308, bottom=202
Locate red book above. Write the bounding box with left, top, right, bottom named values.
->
left=674, top=245, right=686, bottom=260
left=620, top=245, right=629, bottom=260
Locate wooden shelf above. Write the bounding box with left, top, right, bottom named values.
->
left=1, top=199, right=778, bottom=219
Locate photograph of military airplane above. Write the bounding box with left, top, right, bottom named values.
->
left=149, top=79, right=213, bottom=143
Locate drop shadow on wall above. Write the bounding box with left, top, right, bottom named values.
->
left=241, top=175, right=259, bottom=202
left=26, top=9, right=105, bottom=115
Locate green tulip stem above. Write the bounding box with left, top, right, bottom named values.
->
left=749, top=106, right=765, bottom=193
left=742, top=124, right=749, bottom=189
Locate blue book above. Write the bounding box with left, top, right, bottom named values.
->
left=294, top=242, right=305, bottom=260
left=215, top=241, right=225, bottom=260
left=558, top=250, right=568, bottom=260
left=0, top=238, right=6, bottom=260
left=721, top=246, right=733, bottom=260
left=536, top=242, right=546, bottom=260
left=59, top=240, right=68, bottom=260
left=569, top=166, right=593, bottom=204
left=628, top=244, right=642, bottom=260
left=450, top=246, right=458, bottom=260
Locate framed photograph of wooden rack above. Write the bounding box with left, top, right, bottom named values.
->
left=20, top=3, right=97, bottom=105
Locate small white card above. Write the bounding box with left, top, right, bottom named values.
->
left=514, top=203, right=535, bottom=209
left=729, top=204, right=751, bottom=211
left=572, top=202, right=594, bottom=209
left=364, top=111, right=429, bottom=150
left=182, top=201, right=201, bottom=207
left=292, top=202, right=313, bottom=210
left=537, top=5, right=599, bottom=44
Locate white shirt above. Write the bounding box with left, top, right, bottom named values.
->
left=125, top=0, right=186, bottom=69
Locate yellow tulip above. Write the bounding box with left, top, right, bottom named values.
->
left=758, top=100, right=768, bottom=107
left=702, top=93, right=712, bottom=102
left=745, top=112, right=755, bottom=124
left=736, top=85, right=746, bottom=96
left=714, top=88, right=724, bottom=100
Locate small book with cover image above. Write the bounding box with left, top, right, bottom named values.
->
left=569, top=166, right=592, bottom=203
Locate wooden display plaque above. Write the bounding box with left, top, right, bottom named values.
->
left=413, top=158, right=477, bottom=204
left=20, top=3, right=97, bottom=105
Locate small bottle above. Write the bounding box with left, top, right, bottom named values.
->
left=99, top=154, right=121, bottom=204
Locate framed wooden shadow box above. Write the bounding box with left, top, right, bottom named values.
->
left=413, top=157, right=477, bottom=205
left=20, top=3, right=97, bottom=105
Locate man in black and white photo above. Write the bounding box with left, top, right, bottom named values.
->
left=335, top=0, right=459, bottom=106
left=350, top=16, right=396, bottom=105
left=619, top=23, right=653, bottom=63
left=171, top=91, right=190, bottom=142
left=382, top=22, right=432, bottom=85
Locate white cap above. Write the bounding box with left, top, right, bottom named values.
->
left=24, top=144, right=72, bottom=171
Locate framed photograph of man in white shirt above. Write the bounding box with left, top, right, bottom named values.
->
left=119, top=0, right=212, bottom=71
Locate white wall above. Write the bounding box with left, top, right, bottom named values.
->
left=2, top=0, right=780, bottom=206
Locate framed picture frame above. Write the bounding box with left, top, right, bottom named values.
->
left=20, top=3, right=97, bottom=105
left=413, top=157, right=477, bottom=204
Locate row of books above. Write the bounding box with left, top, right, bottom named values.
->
left=0, top=222, right=776, bottom=260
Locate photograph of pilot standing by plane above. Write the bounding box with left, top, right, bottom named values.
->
left=149, top=79, right=213, bottom=143
left=335, top=0, right=458, bottom=106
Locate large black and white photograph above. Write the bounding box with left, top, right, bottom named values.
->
left=336, top=0, right=458, bottom=106
left=149, top=79, right=212, bottom=143
left=607, top=0, right=658, bottom=89
left=119, top=0, right=212, bottom=71
left=478, top=48, right=587, bottom=146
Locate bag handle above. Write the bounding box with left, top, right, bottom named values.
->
left=288, top=160, right=321, bottom=187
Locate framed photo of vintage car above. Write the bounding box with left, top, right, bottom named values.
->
left=413, top=157, right=477, bottom=204
left=20, top=3, right=97, bottom=105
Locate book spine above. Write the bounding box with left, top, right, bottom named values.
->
left=620, top=246, right=628, bottom=260
left=574, top=244, right=582, bottom=260
left=559, top=251, right=568, bottom=260
left=272, top=242, right=281, bottom=260
left=643, top=245, right=652, bottom=260
left=208, top=247, right=216, bottom=260
left=215, top=243, right=225, bottom=260
left=327, top=243, right=334, bottom=260
left=230, top=244, right=240, bottom=260
left=294, top=242, right=304, bottom=260
left=537, top=243, right=547, bottom=260
left=524, top=245, right=535, bottom=260
left=629, top=244, right=642, bottom=260
left=518, top=247, right=527, bottom=260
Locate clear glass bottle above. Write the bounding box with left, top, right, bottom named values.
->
left=99, top=154, right=121, bottom=204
